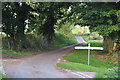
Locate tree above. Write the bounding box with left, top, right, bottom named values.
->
left=2, top=2, right=73, bottom=50
left=28, top=2, right=72, bottom=42
left=71, top=2, right=120, bottom=53
left=2, top=2, right=32, bottom=50
left=2, top=2, right=31, bottom=39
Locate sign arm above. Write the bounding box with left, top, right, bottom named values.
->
left=74, top=43, right=103, bottom=66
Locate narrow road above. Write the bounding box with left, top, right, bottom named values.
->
left=3, top=44, right=95, bottom=78
left=3, top=44, right=78, bottom=78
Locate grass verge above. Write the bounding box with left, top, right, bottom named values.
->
left=1, top=50, right=31, bottom=55
left=57, top=62, right=104, bottom=72
left=56, top=50, right=117, bottom=78
left=63, top=50, right=115, bottom=68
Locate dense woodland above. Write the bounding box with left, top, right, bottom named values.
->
left=2, top=2, right=120, bottom=54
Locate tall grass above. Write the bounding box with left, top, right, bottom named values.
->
left=2, top=34, right=49, bottom=51
left=2, top=33, right=76, bottom=55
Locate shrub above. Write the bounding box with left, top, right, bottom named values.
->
left=55, top=22, right=75, bottom=40
left=89, top=32, right=103, bottom=40
left=2, top=34, right=49, bottom=51
left=95, top=67, right=119, bottom=79
left=2, top=33, right=76, bottom=51
left=0, top=72, right=4, bottom=79
left=104, top=67, right=119, bottom=78
left=53, top=33, right=75, bottom=44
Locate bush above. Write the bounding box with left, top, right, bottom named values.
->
left=2, top=34, right=49, bottom=51
left=46, top=33, right=76, bottom=49
left=25, top=34, right=48, bottom=50
left=95, top=67, right=119, bottom=79
left=104, top=67, right=119, bottom=78
left=55, top=22, right=75, bottom=40
left=0, top=72, right=4, bottom=79
left=89, top=32, right=103, bottom=40
left=2, top=33, right=76, bottom=52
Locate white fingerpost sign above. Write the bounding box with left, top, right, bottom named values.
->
left=88, top=43, right=90, bottom=65
left=74, top=43, right=103, bottom=65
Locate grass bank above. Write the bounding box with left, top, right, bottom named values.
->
left=1, top=50, right=31, bottom=55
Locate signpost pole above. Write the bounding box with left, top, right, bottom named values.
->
left=88, top=43, right=90, bottom=65
left=74, top=43, right=103, bottom=65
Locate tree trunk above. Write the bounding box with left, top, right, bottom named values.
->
left=114, top=42, right=120, bottom=51
left=42, top=3, right=55, bottom=42
left=103, top=36, right=114, bottom=54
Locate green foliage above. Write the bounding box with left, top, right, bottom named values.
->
left=81, top=36, right=89, bottom=41
left=72, top=2, right=120, bottom=43
left=89, top=32, right=103, bottom=40
left=103, top=67, right=119, bottom=78
left=2, top=2, right=32, bottom=38
left=2, top=2, right=74, bottom=51
left=25, top=34, right=49, bottom=50
left=2, top=34, right=48, bottom=51
left=84, top=28, right=90, bottom=33
left=117, top=10, right=120, bottom=22
left=3, top=2, right=119, bottom=53
left=0, top=72, right=4, bottom=79
left=28, top=2, right=72, bottom=42
left=3, top=33, right=76, bottom=52
left=48, top=33, right=76, bottom=49
left=55, top=22, right=74, bottom=40
left=57, top=49, right=118, bottom=78
left=93, top=25, right=120, bottom=37
left=81, top=36, right=103, bottom=47
left=89, top=40, right=103, bottom=47
left=71, top=28, right=80, bottom=34
left=95, top=67, right=119, bottom=79
left=51, top=22, right=77, bottom=49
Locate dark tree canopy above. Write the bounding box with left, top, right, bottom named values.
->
left=2, top=2, right=120, bottom=53
left=70, top=2, right=120, bottom=53
left=2, top=2, right=32, bottom=39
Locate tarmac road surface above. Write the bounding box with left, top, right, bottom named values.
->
left=3, top=44, right=96, bottom=78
